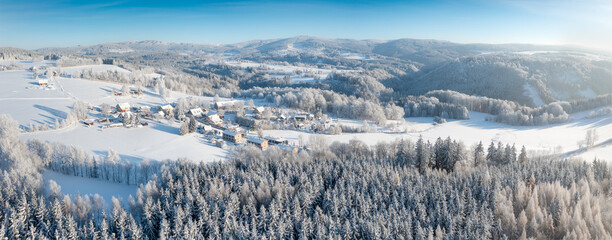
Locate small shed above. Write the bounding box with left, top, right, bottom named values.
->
left=116, top=103, right=131, bottom=112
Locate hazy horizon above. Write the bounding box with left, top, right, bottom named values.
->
left=1, top=0, right=611, bottom=51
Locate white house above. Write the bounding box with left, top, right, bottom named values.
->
left=116, top=103, right=131, bottom=112
left=215, top=100, right=244, bottom=110
left=153, top=111, right=165, bottom=118
left=206, top=113, right=223, bottom=124
left=187, top=108, right=204, bottom=118
left=160, top=105, right=174, bottom=114
left=253, top=106, right=265, bottom=114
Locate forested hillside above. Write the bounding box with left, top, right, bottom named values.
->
left=22, top=37, right=612, bottom=108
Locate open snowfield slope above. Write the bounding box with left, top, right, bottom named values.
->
left=43, top=170, right=137, bottom=207
left=264, top=111, right=612, bottom=161
left=0, top=61, right=192, bottom=127
left=0, top=61, right=226, bottom=164
left=0, top=68, right=74, bottom=127
left=23, top=121, right=227, bottom=163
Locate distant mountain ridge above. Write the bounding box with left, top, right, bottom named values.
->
left=3, top=36, right=611, bottom=107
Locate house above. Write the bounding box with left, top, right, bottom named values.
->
left=264, top=136, right=289, bottom=145
left=222, top=130, right=243, bottom=143
left=198, top=124, right=213, bottom=133
left=83, top=119, right=95, bottom=126
left=153, top=111, right=165, bottom=118
left=116, top=103, right=131, bottom=112
left=214, top=100, right=244, bottom=110
left=253, top=106, right=265, bottom=114
left=278, top=144, right=299, bottom=154
left=137, top=106, right=151, bottom=113
left=38, top=79, right=48, bottom=86
left=247, top=138, right=269, bottom=150
left=187, top=108, right=204, bottom=118
left=206, top=113, right=223, bottom=125
left=277, top=114, right=287, bottom=122
left=294, top=114, right=308, bottom=121
left=160, top=105, right=174, bottom=115
left=216, top=140, right=227, bottom=149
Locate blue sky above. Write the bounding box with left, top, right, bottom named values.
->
left=1, top=0, right=611, bottom=50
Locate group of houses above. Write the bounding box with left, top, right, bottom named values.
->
left=216, top=130, right=298, bottom=153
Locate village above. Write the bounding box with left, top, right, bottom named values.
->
left=75, top=96, right=339, bottom=154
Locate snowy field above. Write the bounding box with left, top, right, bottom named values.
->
left=0, top=61, right=227, bottom=163
left=22, top=120, right=228, bottom=163
left=264, top=111, right=612, bottom=162
left=43, top=170, right=137, bottom=207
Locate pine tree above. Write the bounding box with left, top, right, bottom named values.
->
left=518, top=146, right=527, bottom=163
left=416, top=137, right=429, bottom=174
left=159, top=218, right=169, bottom=240
left=474, top=141, right=484, bottom=167
left=486, top=142, right=496, bottom=165
left=179, top=121, right=189, bottom=136
left=188, top=116, right=197, bottom=133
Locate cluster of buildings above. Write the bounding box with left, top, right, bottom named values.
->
left=88, top=99, right=304, bottom=153
left=216, top=130, right=298, bottom=153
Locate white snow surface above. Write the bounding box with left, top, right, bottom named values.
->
left=265, top=111, right=612, bottom=162
left=523, top=83, right=545, bottom=106
left=43, top=170, right=137, bottom=207
left=23, top=120, right=228, bottom=163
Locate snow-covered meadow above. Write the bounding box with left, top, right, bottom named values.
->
left=264, top=111, right=612, bottom=161
left=0, top=61, right=228, bottom=164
